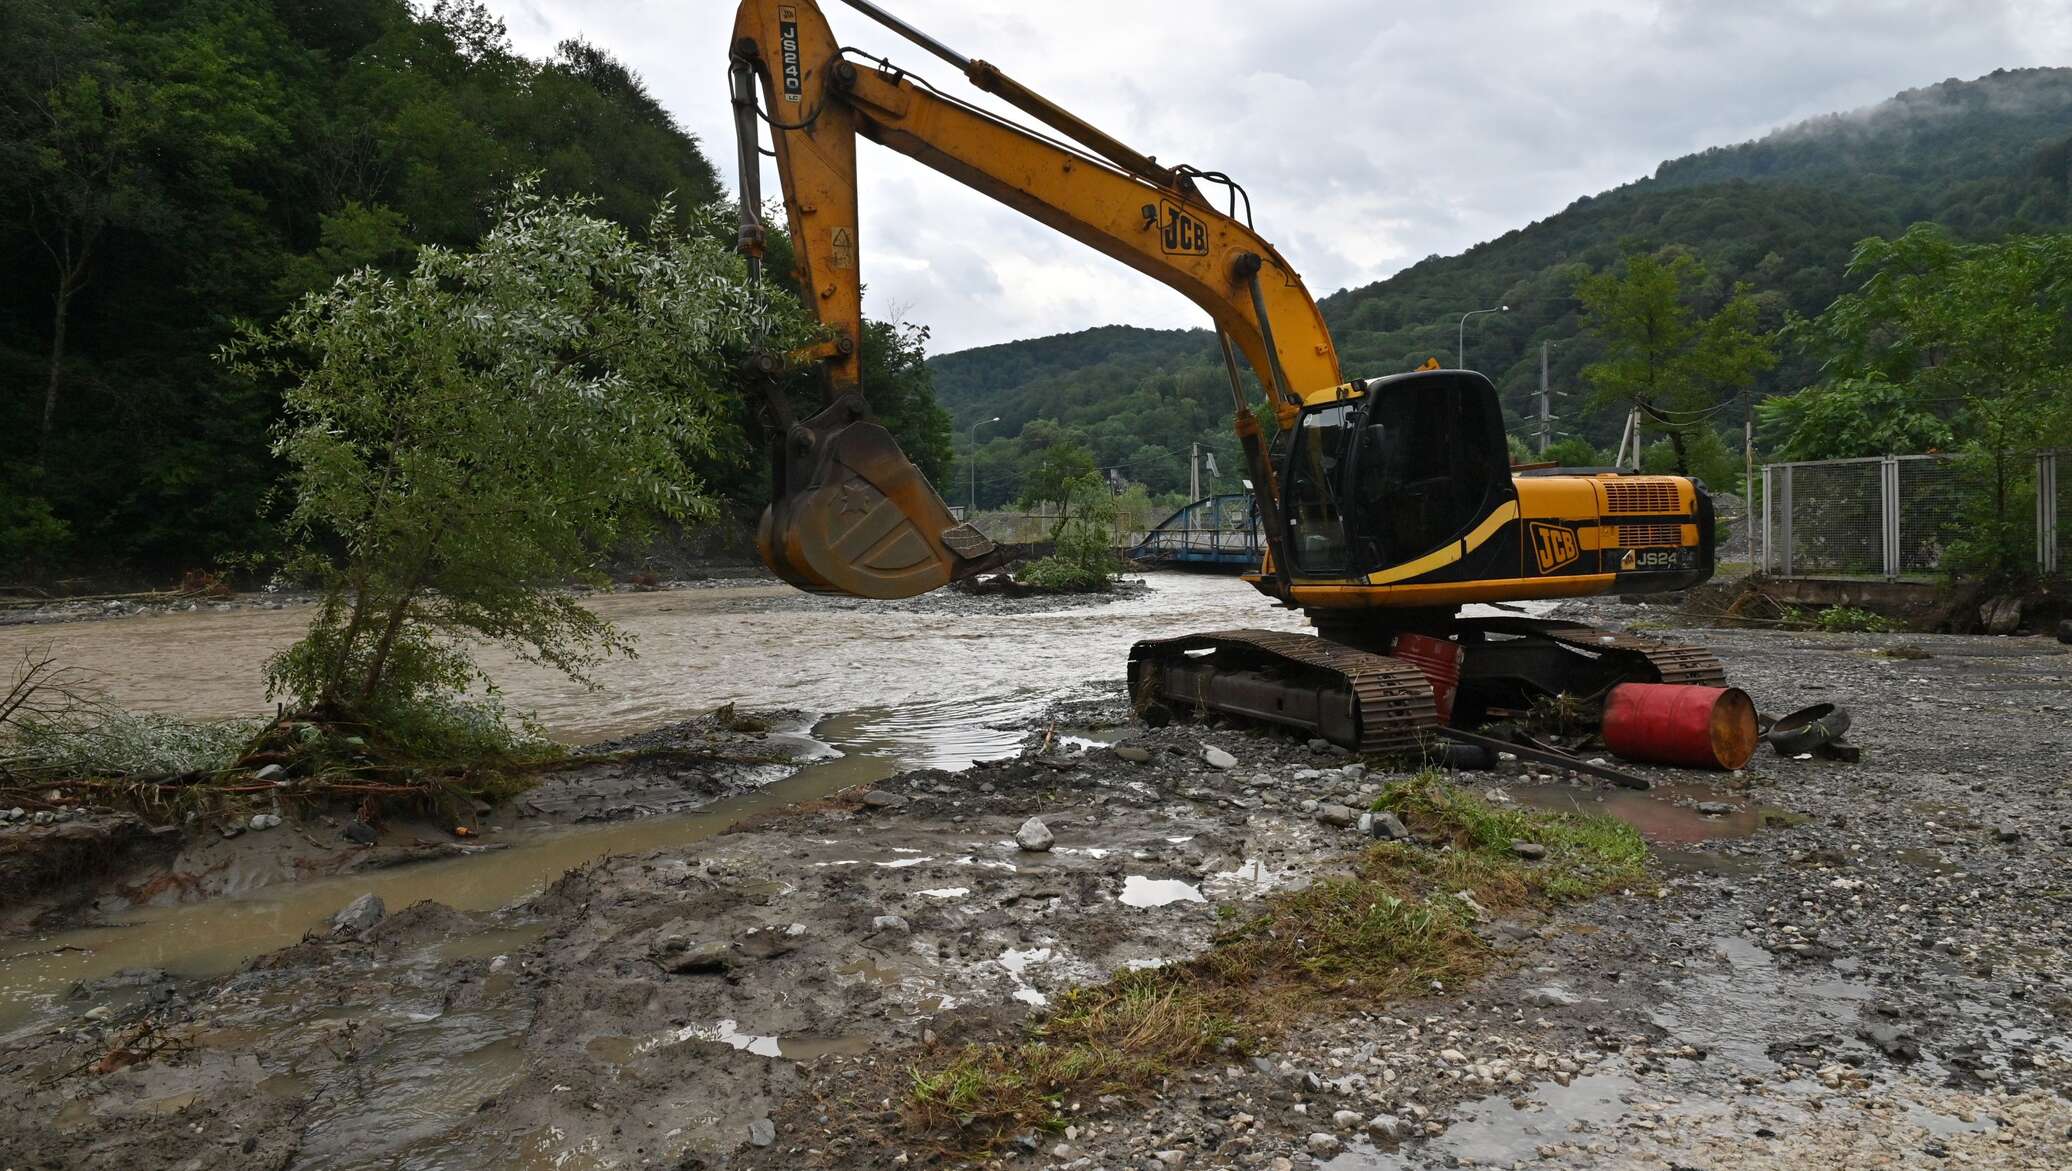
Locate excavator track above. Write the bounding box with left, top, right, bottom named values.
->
left=1127, top=629, right=1439, bottom=755
left=1458, top=617, right=1728, bottom=689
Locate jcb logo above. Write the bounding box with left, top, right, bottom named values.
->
left=1159, top=199, right=1208, bottom=256
left=1530, top=522, right=1580, bottom=574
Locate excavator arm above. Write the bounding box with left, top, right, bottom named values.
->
left=730, top=0, right=1338, bottom=599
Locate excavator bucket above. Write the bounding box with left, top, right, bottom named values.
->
left=758, top=399, right=1004, bottom=599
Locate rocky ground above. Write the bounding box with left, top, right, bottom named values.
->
left=1, top=608, right=2068, bottom=1170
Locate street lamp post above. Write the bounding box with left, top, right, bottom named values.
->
left=1457, top=304, right=1509, bottom=370
left=968, top=416, right=1000, bottom=517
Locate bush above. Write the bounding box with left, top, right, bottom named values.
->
left=1019, top=473, right=1121, bottom=591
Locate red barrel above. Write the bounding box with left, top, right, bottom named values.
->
left=1601, top=683, right=1758, bottom=770
left=1390, top=633, right=1463, bottom=722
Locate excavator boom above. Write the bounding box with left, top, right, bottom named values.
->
left=730, top=0, right=1329, bottom=599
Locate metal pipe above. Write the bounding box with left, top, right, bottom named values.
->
left=1243, top=267, right=1298, bottom=408
left=838, top=0, right=1172, bottom=186
left=838, top=0, right=970, bottom=69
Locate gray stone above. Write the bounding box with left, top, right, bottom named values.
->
left=1696, top=801, right=1734, bottom=815
left=253, top=764, right=285, bottom=782
left=1511, top=840, right=1546, bottom=860
left=1202, top=746, right=1238, bottom=770
left=1980, top=595, right=2024, bottom=636
left=1365, top=811, right=1411, bottom=841
left=1366, top=1113, right=1405, bottom=1142
left=870, top=915, right=911, bottom=933
left=859, top=790, right=908, bottom=809
left=1527, top=986, right=1580, bottom=1008
left=1308, top=738, right=1331, bottom=752
left=1343, top=763, right=1367, bottom=780
left=1315, top=803, right=1356, bottom=828
left=248, top=814, right=273, bottom=832
left=1307, top=1132, right=1341, bottom=1155
left=659, top=939, right=735, bottom=974
left=331, top=893, right=385, bottom=935
left=748, top=1117, right=775, bottom=1147
left=342, top=820, right=379, bottom=845
left=1015, top=816, right=1055, bottom=852
left=1994, top=824, right=2022, bottom=843
left=2058, top=619, right=2072, bottom=646
left=1331, top=1109, right=1364, bottom=1129
left=1114, top=745, right=1153, bottom=763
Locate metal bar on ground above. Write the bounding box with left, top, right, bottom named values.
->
left=1434, top=727, right=1651, bottom=790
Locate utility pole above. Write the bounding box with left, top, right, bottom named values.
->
left=1537, top=341, right=1553, bottom=455
left=1743, top=385, right=1755, bottom=505
left=1190, top=442, right=1200, bottom=501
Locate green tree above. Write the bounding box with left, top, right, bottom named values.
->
left=1575, top=249, right=1775, bottom=477
left=1764, top=224, right=2072, bottom=580
left=1017, top=439, right=1097, bottom=530
left=221, top=183, right=808, bottom=724
left=1021, top=472, right=1121, bottom=591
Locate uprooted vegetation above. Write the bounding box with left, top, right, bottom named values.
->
left=904, top=773, right=1647, bottom=1148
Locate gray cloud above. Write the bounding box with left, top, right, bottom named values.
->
left=494, top=1, right=2068, bottom=353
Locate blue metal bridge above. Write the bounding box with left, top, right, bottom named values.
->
left=1126, top=493, right=1263, bottom=571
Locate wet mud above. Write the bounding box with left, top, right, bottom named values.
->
left=1, top=587, right=2069, bottom=1169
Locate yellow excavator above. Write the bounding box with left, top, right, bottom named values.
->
left=729, top=0, right=1724, bottom=753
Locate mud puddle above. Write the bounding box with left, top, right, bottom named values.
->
left=1506, top=780, right=1800, bottom=845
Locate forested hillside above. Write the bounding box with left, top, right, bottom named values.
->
left=1, top=1, right=724, bottom=577
left=931, top=68, right=2072, bottom=505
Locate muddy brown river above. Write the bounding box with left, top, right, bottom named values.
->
left=0, top=576, right=1311, bottom=751
left=0, top=575, right=1328, bottom=1028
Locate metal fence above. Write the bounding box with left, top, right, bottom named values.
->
left=1762, top=451, right=2063, bottom=579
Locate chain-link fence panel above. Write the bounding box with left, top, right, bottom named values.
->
left=1768, top=459, right=1885, bottom=576
left=1892, top=455, right=1968, bottom=577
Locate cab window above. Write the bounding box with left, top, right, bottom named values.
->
left=1282, top=403, right=1351, bottom=574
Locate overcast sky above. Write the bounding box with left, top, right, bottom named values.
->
left=491, top=1, right=2071, bottom=355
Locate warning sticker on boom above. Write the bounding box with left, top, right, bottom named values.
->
left=779, top=6, right=802, bottom=102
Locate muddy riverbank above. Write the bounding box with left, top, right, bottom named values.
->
left=1, top=589, right=2068, bottom=1169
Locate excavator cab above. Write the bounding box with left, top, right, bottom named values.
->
left=1280, top=371, right=1512, bottom=579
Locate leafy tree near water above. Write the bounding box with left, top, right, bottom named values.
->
left=222, top=183, right=809, bottom=733
left=1021, top=473, right=1122, bottom=591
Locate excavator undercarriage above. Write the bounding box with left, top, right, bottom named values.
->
left=1128, top=618, right=1727, bottom=758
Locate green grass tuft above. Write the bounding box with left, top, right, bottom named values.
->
left=903, top=770, right=1648, bottom=1149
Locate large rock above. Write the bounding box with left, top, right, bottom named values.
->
left=1202, top=746, right=1238, bottom=770
left=1362, top=811, right=1411, bottom=841
left=330, top=893, right=385, bottom=935
left=1014, top=816, right=1055, bottom=852
left=1314, top=804, right=1356, bottom=828
left=1979, top=595, right=2023, bottom=635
